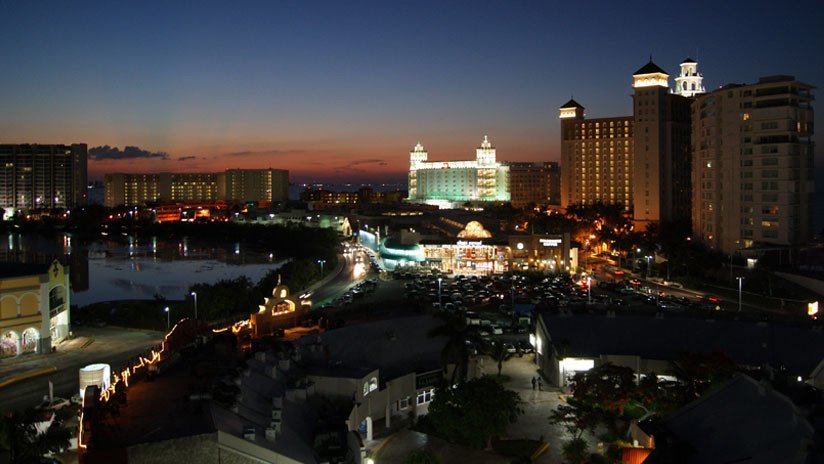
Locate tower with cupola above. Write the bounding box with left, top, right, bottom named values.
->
left=674, top=58, right=705, bottom=97
left=408, top=142, right=428, bottom=199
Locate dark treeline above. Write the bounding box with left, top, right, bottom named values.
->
left=140, top=221, right=339, bottom=262
left=77, top=258, right=329, bottom=330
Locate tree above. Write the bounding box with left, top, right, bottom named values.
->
left=426, top=376, right=523, bottom=449
left=561, top=437, right=589, bottom=464
left=486, top=340, right=514, bottom=377
left=571, top=363, right=636, bottom=417
left=0, top=409, right=71, bottom=463
left=427, top=311, right=484, bottom=385
left=668, top=351, right=739, bottom=403
left=549, top=397, right=600, bottom=440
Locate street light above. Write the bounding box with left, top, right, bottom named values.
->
left=437, top=277, right=443, bottom=310
left=736, top=277, right=744, bottom=312
left=646, top=255, right=653, bottom=278
left=164, top=306, right=170, bottom=331
left=191, top=291, right=198, bottom=320
left=587, top=275, right=592, bottom=304
left=318, top=259, right=326, bottom=277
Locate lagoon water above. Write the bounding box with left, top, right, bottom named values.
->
left=1, top=233, right=284, bottom=307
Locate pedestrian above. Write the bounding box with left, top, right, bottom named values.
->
left=537, top=377, right=543, bottom=391
left=531, top=376, right=537, bottom=390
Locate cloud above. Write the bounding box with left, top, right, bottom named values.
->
left=177, top=156, right=197, bottom=161
left=348, top=158, right=388, bottom=167
left=89, top=145, right=169, bottom=161
left=222, top=149, right=307, bottom=158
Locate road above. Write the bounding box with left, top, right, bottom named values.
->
left=0, top=327, right=161, bottom=413
left=310, top=249, right=370, bottom=305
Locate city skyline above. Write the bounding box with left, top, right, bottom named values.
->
left=2, top=1, right=822, bottom=182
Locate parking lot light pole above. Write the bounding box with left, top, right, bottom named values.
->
left=736, top=277, right=744, bottom=312
left=318, top=259, right=326, bottom=277
left=511, top=283, right=515, bottom=309
left=191, top=291, right=198, bottom=320
left=164, top=306, right=170, bottom=331
left=435, top=277, right=443, bottom=309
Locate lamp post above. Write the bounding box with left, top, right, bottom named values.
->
left=190, top=291, right=198, bottom=320
left=437, top=277, right=442, bottom=310
left=646, top=255, right=653, bottom=278
left=318, top=259, right=326, bottom=277
left=164, top=306, right=170, bottom=331
left=736, top=277, right=744, bottom=313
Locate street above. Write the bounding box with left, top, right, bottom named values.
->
left=0, top=327, right=161, bottom=413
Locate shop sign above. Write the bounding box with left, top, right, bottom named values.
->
left=539, top=238, right=562, bottom=247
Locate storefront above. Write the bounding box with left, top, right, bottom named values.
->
left=508, top=233, right=573, bottom=273
left=421, top=240, right=506, bottom=275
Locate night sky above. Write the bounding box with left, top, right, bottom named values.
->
left=2, top=0, right=822, bottom=182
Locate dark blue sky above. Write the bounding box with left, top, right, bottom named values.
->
left=1, top=0, right=822, bottom=181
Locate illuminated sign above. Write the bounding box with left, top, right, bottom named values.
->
left=809, top=301, right=819, bottom=318
left=540, top=238, right=562, bottom=247
left=457, top=240, right=483, bottom=247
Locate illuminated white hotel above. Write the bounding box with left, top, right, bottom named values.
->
left=408, top=136, right=510, bottom=207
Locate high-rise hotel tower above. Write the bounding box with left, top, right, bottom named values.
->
left=0, top=144, right=88, bottom=218
left=560, top=58, right=700, bottom=228
left=691, top=76, right=815, bottom=254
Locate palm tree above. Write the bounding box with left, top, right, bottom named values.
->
left=486, top=340, right=514, bottom=377
left=428, top=311, right=484, bottom=386
left=0, top=409, right=71, bottom=463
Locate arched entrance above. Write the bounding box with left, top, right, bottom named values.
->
left=1, top=331, right=19, bottom=358
left=21, top=327, right=39, bottom=354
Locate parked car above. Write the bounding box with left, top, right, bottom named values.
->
left=515, top=340, right=534, bottom=353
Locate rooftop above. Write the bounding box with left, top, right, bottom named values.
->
left=633, top=60, right=668, bottom=76
left=539, top=312, right=824, bottom=377
left=296, top=315, right=447, bottom=381
left=0, top=262, right=51, bottom=279
left=645, top=374, right=814, bottom=464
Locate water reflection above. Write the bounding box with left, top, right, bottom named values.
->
left=0, top=233, right=283, bottom=307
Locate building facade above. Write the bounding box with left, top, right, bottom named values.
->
left=507, top=161, right=561, bottom=208
left=408, top=136, right=510, bottom=207
left=0, top=143, right=87, bottom=218
left=691, top=75, right=815, bottom=254
left=631, top=60, right=694, bottom=227
left=223, top=169, right=289, bottom=205
left=104, top=169, right=289, bottom=207
left=1, top=260, right=71, bottom=358
left=560, top=59, right=699, bottom=227
left=560, top=102, right=634, bottom=210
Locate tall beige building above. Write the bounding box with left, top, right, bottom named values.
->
left=559, top=59, right=697, bottom=227
left=692, top=75, right=815, bottom=254
left=559, top=100, right=634, bottom=209
left=631, top=61, right=693, bottom=226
